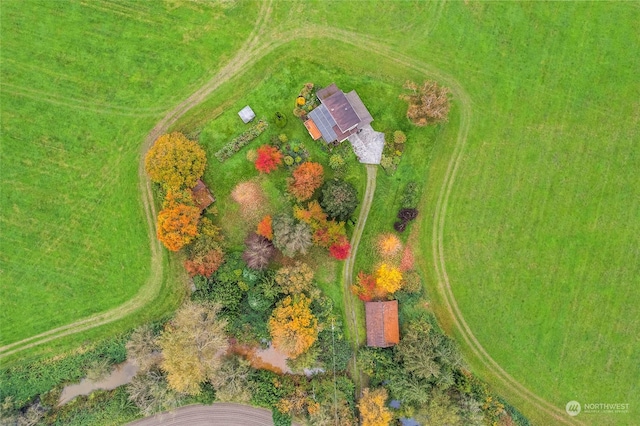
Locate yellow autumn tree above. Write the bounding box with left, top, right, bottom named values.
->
left=145, top=132, right=207, bottom=191
left=375, top=263, right=403, bottom=294
left=268, top=294, right=318, bottom=359
left=274, top=262, right=315, bottom=295
left=358, top=387, right=392, bottom=426
left=158, top=301, right=228, bottom=395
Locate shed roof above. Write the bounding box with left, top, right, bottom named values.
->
left=304, top=119, right=322, bottom=140
left=191, top=179, right=215, bottom=211
left=365, top=300, right=400, bottom=347
left=238, top=105, right=256, bottom=123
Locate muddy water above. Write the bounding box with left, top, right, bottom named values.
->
left=254, top=345, right=292, bottom=374
left=58, top=360, right=138, bottom=406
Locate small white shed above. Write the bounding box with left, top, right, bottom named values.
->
left=238, top=106, right=256, bottom=123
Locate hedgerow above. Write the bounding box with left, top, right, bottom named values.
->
left=214, top=119, right=268, bottom=162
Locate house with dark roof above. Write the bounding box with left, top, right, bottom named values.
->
left=304, top=83, right=384, bottom=164
left=191, top=179, right=215, bottom=212
left=364, top=300, right=400, bottom=347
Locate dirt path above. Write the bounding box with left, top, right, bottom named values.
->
left=2, top=12, right=579, bottom=425
left=127, top=403, right=276, bottom=426
left=341, top=164, right=377, bottom=395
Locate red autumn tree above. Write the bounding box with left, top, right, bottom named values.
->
left=256, top=215, right=273, bottom=240
left=184, top=217, right=225, bottom=277
left=288, top=162, right=324, bottom=201
left=255, top=145, right=282, bottom=173
left=157, top=203, right=200, bottom=252
left=350, top=272, right=377, bottom=302
left=184, top=248, right=224, bottom=277
left=329, top=235, right=351, bottom=260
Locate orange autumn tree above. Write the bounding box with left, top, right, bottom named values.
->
left=375, top=263, right=403, bottom=295
left=184, top=218, right=225, bottom=277
left=145, top=132, right=207, bottom=190
left=157, top=190, right=200, bottom=252
left=288, top=161, right=324, bottom=201
left=358, top=388, right=392, bottom=426
left=268, top=294, right=318, bottom=359
left=256, top=215, right=273, bottom=240
left=377, top=233, right=402, bottom=258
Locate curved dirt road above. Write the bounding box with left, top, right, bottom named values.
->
left=127, top=403, right=275, bottom=426
left=0, top=1, right=274, bottom=359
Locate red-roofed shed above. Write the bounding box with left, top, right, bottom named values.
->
left=365, top=300, right=400, bottom=347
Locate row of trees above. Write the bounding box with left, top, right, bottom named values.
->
left=124, top=300, right=357, bottom=424
left=145, top=132, right=226, bottom=278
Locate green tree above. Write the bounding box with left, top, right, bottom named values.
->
left=394, top=318, right=461, bottom=389
left=210, top=356, right=253, bottom=403
left=320, top=179, right=359, bottom=221
left=271, top=213, right=312, bottom=257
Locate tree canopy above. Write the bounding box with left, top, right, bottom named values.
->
left=358, top=387, right=392, bottom=426
left=400, top=80, right=451, bottom=127
left=158, top=301, right=228, bottom=395
left=288, top=162, right=324, bottom=201
left=145, top=132, right=207, bottom=190
left=269, top=294, right=318, bottom=359
left=320, top=179, right=359, bottom=221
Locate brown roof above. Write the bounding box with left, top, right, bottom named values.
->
left=365, top=300, right=400, bottom=347
left=322, top=90, right=360, bottom=132
left=191, top=179, right=215, bottom=211
left=304, top=119, right=322, bottom=140
left=316, top=83, right=340, bottom=101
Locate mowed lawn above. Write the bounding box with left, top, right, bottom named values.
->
left=0, top=0, right=258, bottom=346
left=281, top=1, right=639, bottom=423
left=408, top=3, right=638, bottom=424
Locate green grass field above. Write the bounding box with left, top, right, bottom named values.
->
left=1, top=1, right=638, bottom=423
left=0, top=0, right=259, bottom=348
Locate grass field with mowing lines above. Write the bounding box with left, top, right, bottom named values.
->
left=1, top=1, right=638, bottom=423
left=0, top=0, right=258, bottom=347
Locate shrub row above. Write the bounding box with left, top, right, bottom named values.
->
left=214, top=119, right=268, bottom=162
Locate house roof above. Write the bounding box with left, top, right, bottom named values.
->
left=191, top=179, right=215, bottom=211
left=304, top=119, right=322, bottom=140
left=308, top=104, right=338, bottom=143
left=345, top=90, right=373, bottom=126
left=322, top=90, right=360, bottom=132
left=316, top=83, right=340, bottom=101
left=308, top=84, right=375, bottom=144
left=238, top=105, right=256, bottom=124
left=365, top=300, right=400, bottom=347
